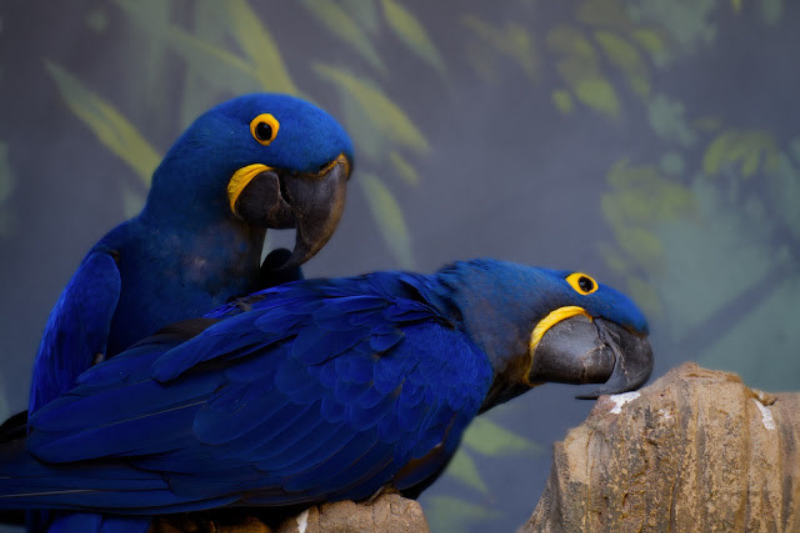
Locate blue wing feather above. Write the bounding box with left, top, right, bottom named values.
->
left=29, top=251, right=121, bottom=413
left=0, top=274, right=492, bottom=514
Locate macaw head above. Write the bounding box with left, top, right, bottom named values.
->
left=144, top=93, right=354, bottom=270
left=434, top=259, right=653, bottom=409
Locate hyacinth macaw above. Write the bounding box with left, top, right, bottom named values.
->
left=0, top=259, right=653, bottom=529
left=29, top=93, right=354, bottom=416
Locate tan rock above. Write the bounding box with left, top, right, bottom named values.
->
left=151, top=493, right=427, bottom=533
left=276, top=493, right=429, bottom=533
left=522, top=363, right=800, bottom=532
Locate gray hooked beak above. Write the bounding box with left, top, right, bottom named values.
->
left=232, top=153, right=351, bottom=271
left=528, top=315, right=653, bottom=399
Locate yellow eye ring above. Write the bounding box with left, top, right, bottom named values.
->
left=566, top=272, right=598, bottom=295
left=249, top=113, right=280, bottom=146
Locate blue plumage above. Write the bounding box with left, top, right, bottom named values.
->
left=0, top=259, right=652, bottom=521
left=29, top=93, right=354, bottom=414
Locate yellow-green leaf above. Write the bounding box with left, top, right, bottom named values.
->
left=594, top=31, right=650, bottom=97
left=315, top=64, right=429, bottom=155
left=731, top=0, right=743, bottom=12
left=631, top=28, right=666, bottom=57
left=463, top=16, right=538, bottom=81
left=389, top=151, right=419, bottom=185
left=552, top=89, right=573, bottom=114
left=359, top=173, right=414, bottom=268
left=224, top=0, right=297, bottom=94
left=575, top=77, right=620, bottom=117
left=45, top=61, right=160, bottom=186
left=381, top=0, right=447, bottom=78
left=445, top=450, right=489, bottom=494
left=301, top=0, right=384, bottom=73
left=462, top=417, right=543, bottom=457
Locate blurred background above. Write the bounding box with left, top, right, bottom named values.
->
left=0, top=1, right=798, bottom=531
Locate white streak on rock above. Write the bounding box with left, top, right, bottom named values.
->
left=297, top=509, right=310, bottom=533
left=754, top=399, right=776, bottom=430
left=609, top=391, right=640, bottom=414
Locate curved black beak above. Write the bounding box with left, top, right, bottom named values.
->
left=529, top=315, right=653, bottom=399
left=234, top=154, right=350, bottom=270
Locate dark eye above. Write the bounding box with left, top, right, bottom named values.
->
left=254, top=122, right=272, bottom=142
left=249, top=113, right=280, bottom=146
left=566, top=272, right=598, bottom=295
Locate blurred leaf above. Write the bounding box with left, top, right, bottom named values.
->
left=463, top=16, right=537, bottom=81
left=445, top=450, right=489, bottom=495
left=730, top=0, right=743, bottom=12
left=424, top=496, right=500, bottom=533
left=462, top=417, right=543, bottom=457
left=594, top=30, right=650, bottom=97
left=381, top=0, right=447, bottom=78
left=338, top=87, right=384, bottom=162
left=0, top=141, right=16, bottom=237
left=552, top=89, right=574, bottom=114
left=301, top=0, right=384, bottom=73
left=166, top=26, right=260, bottom=95
left=626, top=0, right=717, bottom=56
left=703, top=129, right=779, bottom=178
left=45, top=61, right=160, bottom=186
left=631, top=28, right=666, bottom=58
left=342, top=0, right=380, bottom=34
left=389, top=151, right=419, bottom=186
left=604, top=160, right=693, bottom=227
left=548, top=26, right=621, bottom=115
left=224, top=0, right=298, bottom=94
left=359, top=173, right=414, bottom=268
left=648, top=94, right=698, bottom=147
left=315, top=64, right=429, bottom=155
left=575, top=77, right=620, bottom=117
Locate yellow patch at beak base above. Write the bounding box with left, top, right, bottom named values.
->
left=228, top=164, right=274, bottom=215
left=529, top=306, right=591, bottom=354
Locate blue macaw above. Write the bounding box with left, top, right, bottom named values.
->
left=0, top=259, right=653, bottom=529
left=29, top=93, right=353, bottom=414
left=16, top=93, right=353, bottom=532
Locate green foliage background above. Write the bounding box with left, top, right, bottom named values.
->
left=0, top=1, right=797, bottom=531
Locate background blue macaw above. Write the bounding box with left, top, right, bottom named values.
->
left=13, top=93, right=353, bottom=533
left=29, top=93, right=354, bottom=415
left=0, top=259, right=652, bottom=530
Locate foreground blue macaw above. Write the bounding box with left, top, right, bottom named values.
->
left=0, top=259, right=652, bottom=529
left=29, top=93, right=353, bottom=414
left=14, top=93, right=352, bottom=532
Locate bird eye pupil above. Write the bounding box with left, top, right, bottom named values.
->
left=255, top=122, right=273, bottom=141
left=578, top=276, right=594, bottom=292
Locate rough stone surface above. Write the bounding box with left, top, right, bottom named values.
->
left=151, top=493, right=428, bottom=533
left=521, top=363, right=800, bottom=533
left=275, top=493, right=429, bottom=533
